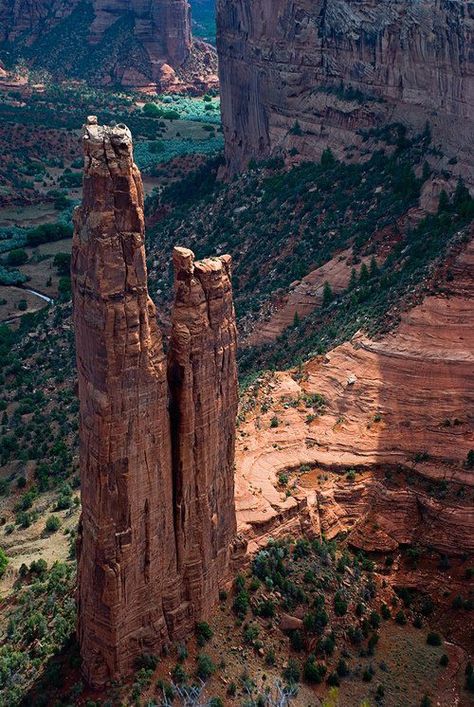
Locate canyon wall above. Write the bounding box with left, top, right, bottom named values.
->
left=71, top=118, right=237, bottom=686
left=0, top=0, right=193, bottom=87
left=235, top=232, right=474, bottom=558
left=217, top=0, right=474, bottom=179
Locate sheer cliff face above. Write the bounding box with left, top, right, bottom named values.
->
left=0, top=0, right=191, bottom=85
left=72, top=119, right=178, bottom=686
left=72, top=119, right=237, bottom=686
left=90, top=0, right=192, bottom=66
left=217, top=0, right=474, bottom=176
left=169, top=247, right=238, bottom=617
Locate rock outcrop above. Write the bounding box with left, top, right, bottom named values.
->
left=71, top=118, right=237, bottom=686
left=217, top=0, right=474, bottom=180
left=0, top=0, right=200, bottom=89
left=235, top=232, right=474, bottom=556
left=168, top=247, right=238, bottom=617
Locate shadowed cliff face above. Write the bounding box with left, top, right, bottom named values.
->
left=71, top=119, right=237, bottom=687
left=0, top=0, right=192, bottom=86
left=217, top=0, right=474, bottom=179
left=168, top=247, right=238, bottom=617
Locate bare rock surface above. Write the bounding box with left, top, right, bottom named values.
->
left=169, top=247, right=238, bottom=618
left=0, top=0, right=217, bottom=89
left=217, top=0, right=474, bottom=181
left=235, top=234, right=474, bottom=556
left=72, top=120, right=237, bottom=686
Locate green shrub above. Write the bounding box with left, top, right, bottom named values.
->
left=289, top=630, right=304, bottom=652
left=233, top=589, right=249, bottom=618
left=334, top=591, right=348, bottom=616
left=395, top=610, right=407, bottom=625
left=195, top=621, right=213, bottom=646
left=303, top=656, right=326, bottom=684
left=0, top=547, right=8, bottom=577
left=171, top=663, right=186, bottom=684
left=426, top=632, right=442, bottom=646
left=255, top=598, right=275, bottom=617
left=196, top=653, right=215, bottom=680
left=283, top=658, right=301, bottom=684
left=243, top=623, right=260, bottom=645
left=45, top=515, right=61, bottom=533
left=7, top=249, right=28, bottom=266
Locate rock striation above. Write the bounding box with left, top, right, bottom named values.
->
left=0, top=0, right=196, bottom=89
left=168, top=247, right=238, bottom=617
left=234, top=232, right=474, bottom=557
left=217, top=0, right=474, bottom=180
left=71, top=118, right=237, bottom=686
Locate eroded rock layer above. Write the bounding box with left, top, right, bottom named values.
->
left=72, top=119, right=178, bottom=686
left=72, top=120, right=237, bottom=686
left=168, top=247, right=238, bottom=617
left=235, top=234, right=474, bottom=557
left=0, top=0, right=194, bottom=88
left=217, top=0, right=474, bottom=179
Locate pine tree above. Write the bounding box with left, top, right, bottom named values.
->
left=369, top=256, right=379, bottom=279
left=359, top=262, right=369, bottom=284
left=348, top=267, right=357, bottom=290
left=322, top=281, right=333, bottom=307
left=438, top=189, right=450, bottom=213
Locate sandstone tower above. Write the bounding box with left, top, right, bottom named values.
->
left=71, top=118, right=238, bottom=687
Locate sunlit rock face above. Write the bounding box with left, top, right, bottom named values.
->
left=217, top=0, right=474, bottom=180
left=72, top=119, right=238, bottom=687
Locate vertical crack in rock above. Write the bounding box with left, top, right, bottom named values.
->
left=168, top=247, right=238, bottom=618
left=72, top=119, right=238, bottom=687
left=217, top=0, right=474, bottom=178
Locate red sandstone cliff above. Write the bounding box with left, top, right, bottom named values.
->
left=169, top=247, right=238, bottom=617
left=235, top=233, right=474, bottom=557
left=72, top=119, right=237, bottom=686
left=72, top=118, right=179, bottom=685
left=0, top=0, right=201, bottom=88
left=217, top=0, right=474, bottom=180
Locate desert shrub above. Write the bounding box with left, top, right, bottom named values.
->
left=233, top=589, right=249, bottom=618
left=334, top=591, right=348, bottom=616
left=243, top=623, right=260, bottom=645
left=303, top=656, right=326, bottom=684
left=426, top=632, right=442, bottom=646
left=289, top=630, right=304, bottom=652
left=195, top=621, right=213, bottom=646
left=45, top=515, right=61, bottom=533
left=282, top=658, right=300, bottom=684
left=7, top=249, right=28, bottom=266
left=0, top=548, right=8, bottom=578
left=135, top=653, right=159, bottom=670
left=255, top=598, right=275, bottom=617
left=196, top=653, right=215, bottom=680
left=395, top=610, right=407, bottom=625
left=171, top=663, right=186, bottom=684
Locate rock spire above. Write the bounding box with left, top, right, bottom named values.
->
left=72, top=118, right=238, bottom=687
